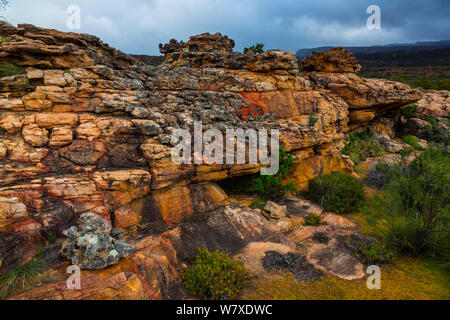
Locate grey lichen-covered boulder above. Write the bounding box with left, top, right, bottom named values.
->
left=61, top=213, right=134, bottom=270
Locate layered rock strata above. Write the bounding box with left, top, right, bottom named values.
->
left=0, top=23, right=429, bottom=299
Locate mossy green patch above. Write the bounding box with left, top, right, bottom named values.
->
left=0, top=63, right=26, bottom=78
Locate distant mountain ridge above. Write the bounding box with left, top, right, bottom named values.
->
left=296, top=40, right=450, bottom=58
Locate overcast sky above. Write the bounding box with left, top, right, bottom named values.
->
left=2, top=0, right=449, bottom=55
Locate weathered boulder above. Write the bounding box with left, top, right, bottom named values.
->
left=61, top=213, right=134, bottom=270
left=301, top=47, right=361, bottom=73
left=160, top=32, right=299, bottom=75
left=416, top=89, right=450, bottom=119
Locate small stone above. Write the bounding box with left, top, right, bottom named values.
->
left=264, top=201, right=287, bottom=220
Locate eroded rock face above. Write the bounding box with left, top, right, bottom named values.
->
left=160, top=32, right=299, bottom=74
left=61, top=213, right=134, bottom=270
left=301, top=47, right=361, bottom=73
left=0, top=22, right=429, bottom=299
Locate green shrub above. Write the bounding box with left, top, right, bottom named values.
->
left=365, top=162, right=403, bottom=190
left=413, top=78, right=434, bottom=90
left=365, top=148, right=450, bottom=262
left=0, top=36, right=11, bottom=44
left=411, top=78, right=450, bottom=91
left=308, top=112, right=319, bottom=127
left=250, top=147, right=298, bottom=200
left=182, top=248, right=250, bottom=300
left=341, top=132, right=385, bottom=164
left=0, top=63, right=25, bottom=78
left=244, top=43, right=264, bottom=54
left=347, top=238, right=393, bottom=265
left=401, top=104, right=418, bottom=118
left=435, top=78, right=450, bottom=91
left=392, top=75, right=405, bottom=83
left=250, top=197, right=266, bottom=209
left=304, top=214, right=327, bottom=226
left=0, top=249, right=45, bottom=299
left=402, top=135, right=424, bottom=150
left=421, top=117, right=450, bottom=146
left=305, top=173, right=365, bottom=214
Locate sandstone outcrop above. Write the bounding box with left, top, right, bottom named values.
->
left=0, top=22, right=427, bottom=299
left=301, top=47, right=361, bottom=73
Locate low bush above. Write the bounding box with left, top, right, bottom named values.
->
left=305, top=173, right=365, bottom=214
left=401, top=104, right=418, bottom=118
left=402, top=135, right=424, bottom=150
left=182, top=248, right=250, bottom=300
left=308, top=112, right=319, bottom=127
left=341, top=132, right=385, bottom=164
left=250, top=147, right=298, bottom=200
left=365, top=162, right=402, bottom=190
left=244, top=43, right=264, bottom=54
left=365, top=148, right=449, bottom=264
left=304, top=214, right=327, bottom=226
left=421, top=117, right=449, bottom=146
left=347, top=237, right=393, bottom=265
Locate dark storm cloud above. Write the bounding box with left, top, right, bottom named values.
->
left=3, top=0, right=449, bottom=54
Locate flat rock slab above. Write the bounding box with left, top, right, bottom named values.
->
left=307, top=238, right=365, bottom=280
left=234, top=242, right=295, bottom=277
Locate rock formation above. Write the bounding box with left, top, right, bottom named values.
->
left=1, top=23, right=443, bottom=300
left=61, top=212, right=133, bottom=270
left=301, top=47, right=361, bottom=73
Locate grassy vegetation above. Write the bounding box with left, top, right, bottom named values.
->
left=0, top=249, right=45, bottom=299
left=359, top=71, right=450, bottom=91
left=410, top=78, right=450, bottom=91
left=182, top=248, right=250, bottom=300
left=272, top=140, right=449, bottom=300
left=0, top=63, right=25, bottom=78
left=364, top=148, right=449, bottom=269
left=244, top=256, right=450, bottom=300
left=0, top=36, right=11, bottom=44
